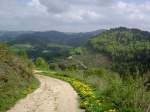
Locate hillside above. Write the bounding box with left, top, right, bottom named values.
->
left=88, top=27, right=150, bottom=75
left=47, top=27, right=150, bottom=75
left=0, top=43, right=39, bottom=111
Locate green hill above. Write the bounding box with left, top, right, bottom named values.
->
left=88, top=27, right=150, bottom=75
left=0, top=43, right=39, bottom=112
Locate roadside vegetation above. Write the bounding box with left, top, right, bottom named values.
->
left=0, top=43, right=39, bottom=112
left=40, top=70, right=116, bottom=112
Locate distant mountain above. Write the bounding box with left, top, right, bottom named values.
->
left=0, top=29, right=104, bottom=60
left=0, top=30, right=104, bottom=47
left=0, top=31, right=33, bottom=42
left=65, top=30, right=105, bottom=47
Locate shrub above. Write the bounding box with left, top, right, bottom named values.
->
left=35, top=57, right=49, bottom=70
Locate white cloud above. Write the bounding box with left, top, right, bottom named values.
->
left=0, top=0, right=150, bottom=32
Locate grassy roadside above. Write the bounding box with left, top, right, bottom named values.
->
left=0, top=44, right=40, bottom=112
left=39, top=69, right=117, bottom=112
left=0, top=78, right=39, bottom=112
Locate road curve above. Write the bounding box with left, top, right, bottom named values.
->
left=7, top=74, right=82, bottom=112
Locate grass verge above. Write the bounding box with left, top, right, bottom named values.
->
left=0, top=78, right=39, bottom=112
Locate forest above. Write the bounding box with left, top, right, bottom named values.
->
left=89, top=27, right=150, bottom=75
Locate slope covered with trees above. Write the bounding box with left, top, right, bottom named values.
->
left=89, top=27, right=150, bottom=75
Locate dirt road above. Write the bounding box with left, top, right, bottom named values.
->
left=7, top=74, right=82, bottom=112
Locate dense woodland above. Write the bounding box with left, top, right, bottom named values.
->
left=89, top=27, right=150, bottom=75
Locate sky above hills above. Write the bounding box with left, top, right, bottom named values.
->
left=0, top=0, right=149, bottom=32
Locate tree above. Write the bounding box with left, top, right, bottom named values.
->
left=19, top=51, right=28, bottom=60
left=35, top=57, right=49, bottom=70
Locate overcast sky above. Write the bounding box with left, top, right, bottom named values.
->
left=0, top=0, right=150, bottom=32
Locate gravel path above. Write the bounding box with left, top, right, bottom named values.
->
left=7, top=74, right=82, bottom=112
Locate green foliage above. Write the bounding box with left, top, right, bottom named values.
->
left=18, top=51, right=28, bottom=59
left=70, top=47, right=86, bottom=55
left=89, top=27, right=150, bottom=75
left=10, top=43, right=71, bottom=62
left=0, top=44, right=39, bottom=112
left=97, top=73, right=150, bottom=112
left=35, top=57, right=49, bottom=70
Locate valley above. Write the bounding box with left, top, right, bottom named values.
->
left=1, top=0, right=150, bottom=112
left=0, top=27, right=150, bottom=112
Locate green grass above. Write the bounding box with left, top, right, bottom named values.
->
left=0, top=78, right=39, bottom=112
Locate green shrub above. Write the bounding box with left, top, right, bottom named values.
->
left=102, top=76, right=150, bottom=112
left=35, top=57, right=49, bottom=70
